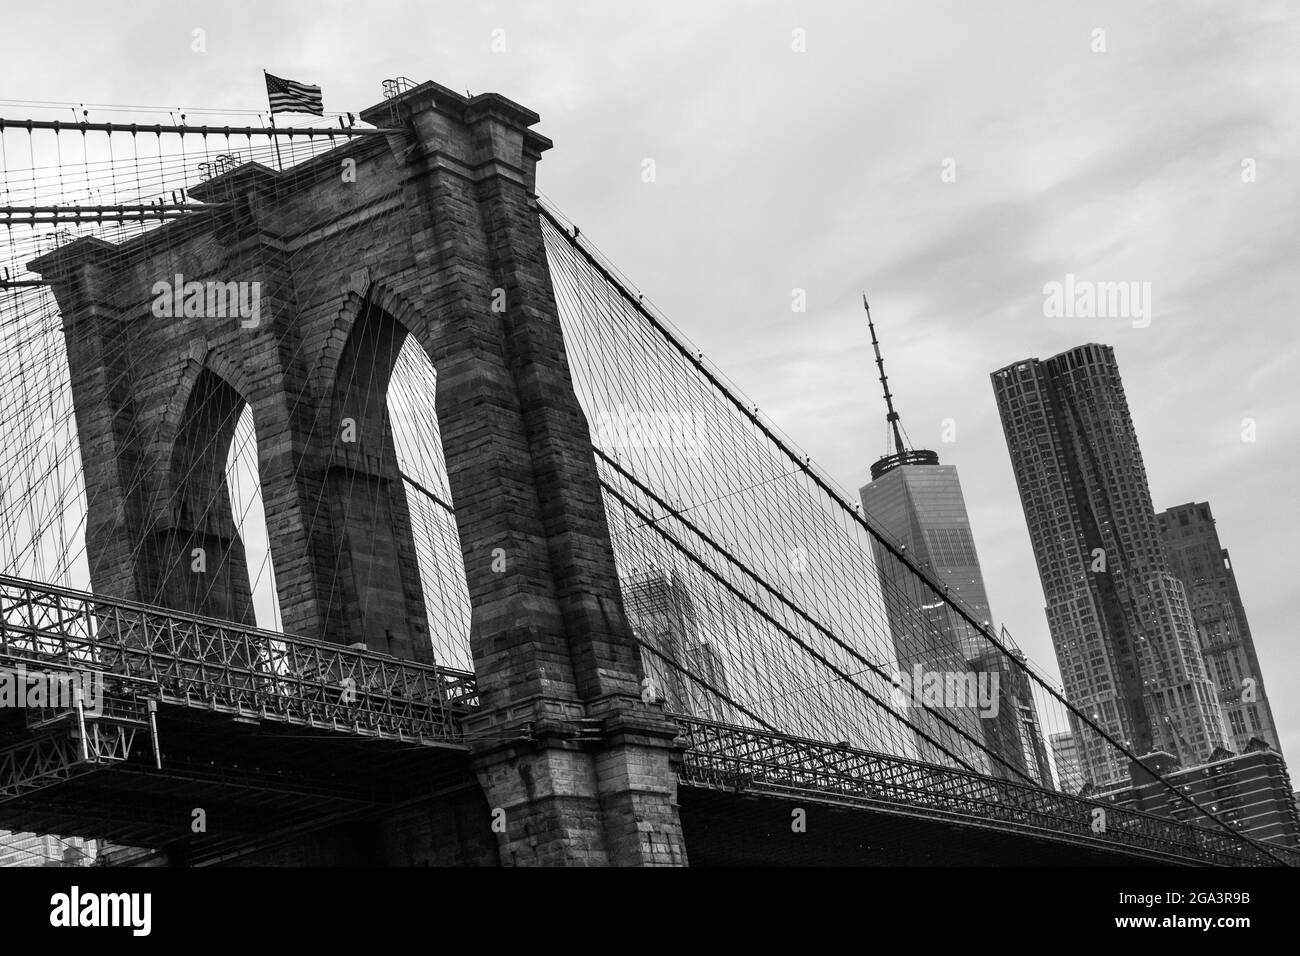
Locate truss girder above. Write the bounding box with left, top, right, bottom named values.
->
left=676, top=717, right=1291, bottom=867
left=0, top=721, right=136, bottom=803
left=0, top=574, right=471, bottom=745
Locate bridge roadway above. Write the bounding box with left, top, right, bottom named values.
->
left=0, top=574, right=1290, bottom=866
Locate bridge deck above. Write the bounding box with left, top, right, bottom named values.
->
left=0, top=575, right=1290, bottom=865
left=675, top=718, right=1296, bottom=867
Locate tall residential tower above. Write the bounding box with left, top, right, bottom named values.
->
left=991, top=344, right=1229, bottom=789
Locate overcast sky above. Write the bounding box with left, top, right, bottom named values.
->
left=7, top=0, right=1298, bottom=770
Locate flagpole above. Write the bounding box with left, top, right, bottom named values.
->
left=270, top=115, right=284, bottom=173
left=264, top=70, right=284, bottom=172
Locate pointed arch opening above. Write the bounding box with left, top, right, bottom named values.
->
left=226, top=403, right=282, bottom=631
left=324, top=296, right=471, bottom=667
left=148, top=367, right=281, bottom=631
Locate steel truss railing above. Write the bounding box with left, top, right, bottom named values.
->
left=0, top=574, right=475, bottom=746
left=676, top=717, right=1296, bottom=866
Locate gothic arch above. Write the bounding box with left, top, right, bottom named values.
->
left=135, top=361, right=258, bottom=625
left=311, top=279, right=444, bottom=404
left=153, top=346, right=254, bottom=479
left=307, top=278, right=463, bottom=663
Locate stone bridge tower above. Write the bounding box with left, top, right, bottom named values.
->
left=29, top=81, right=686, bottom=866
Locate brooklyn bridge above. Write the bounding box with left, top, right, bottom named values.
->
left=0, top=78, right=1290, bottom=866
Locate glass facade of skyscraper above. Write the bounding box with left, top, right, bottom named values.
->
left=861, top=463, right=1051, bottom=785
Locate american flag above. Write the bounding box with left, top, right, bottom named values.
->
left=264, top=72, right=324, bottom=116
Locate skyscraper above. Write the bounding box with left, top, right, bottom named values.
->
left=858, top=298, right=1048, bottom=783
left=1050, top=731, right=1086, bottom=795
left=991, top=343, right=1229, bottom=790
left=974, top=638, right=1055, bottom=789
left=1157, top=501, right=1282, bottom=756
left=623, top=566, right=695, bottom=713
left=622, top=565, right=734, bottom=724
left=861, top=460, right=996, bottom=774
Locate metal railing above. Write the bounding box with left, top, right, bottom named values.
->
left=0, top=574, right=474, bottom=745
left=676, top=717, right=1295, bottom=866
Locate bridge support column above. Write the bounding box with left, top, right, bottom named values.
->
left=469, top=709, right=685, bottom=866
left=360, top=83, right=687, bottom=866
left=29, top=240, right=150, bottom=602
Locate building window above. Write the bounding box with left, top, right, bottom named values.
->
left=1247, top=706, right=1261, bottom=733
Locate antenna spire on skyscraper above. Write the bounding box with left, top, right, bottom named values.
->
left=862, top=294, right=940, bottom=480
left=863, top=293, right=909, bottom=458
